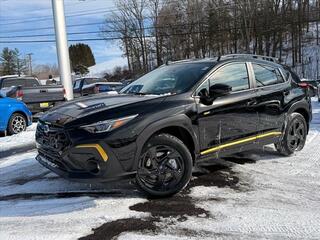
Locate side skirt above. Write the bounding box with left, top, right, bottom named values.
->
left=198, top=132, right=282, bottom=161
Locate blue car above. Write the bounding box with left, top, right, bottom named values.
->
left=0, top=93, right=32, bottom=135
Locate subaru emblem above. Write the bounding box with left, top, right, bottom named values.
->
left=43, top=125, right=50, bottom=134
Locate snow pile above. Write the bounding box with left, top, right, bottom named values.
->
left=0, top=150, right=147, bottom=240
left=0, top=124, right=36, bottom=153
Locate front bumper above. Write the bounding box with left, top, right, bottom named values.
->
left=36, top=142, right=135, bottom=182
left=35, top=120, right=139, bottom=182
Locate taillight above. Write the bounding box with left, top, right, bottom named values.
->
left=298, top=82, right=310, bottom=89
left=94, top=86, right=100, bottom=94
left=16, top=89, right=24, bottom=99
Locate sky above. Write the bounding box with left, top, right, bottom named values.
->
left=0, top=0, right=127, bottom=71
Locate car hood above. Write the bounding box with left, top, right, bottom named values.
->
left=41, top=93, right=164, bottom=125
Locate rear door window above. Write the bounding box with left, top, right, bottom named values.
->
left=84, top=78, right=101, bottom=86
left=252, top=64, right=284, bottom=87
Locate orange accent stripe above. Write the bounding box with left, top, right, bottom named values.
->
left=201, top=131, right=282, bottom=155
left=76, top=144, right=108, bottom=161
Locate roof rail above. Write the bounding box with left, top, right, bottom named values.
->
left=219, top=54, right=279, bottom=63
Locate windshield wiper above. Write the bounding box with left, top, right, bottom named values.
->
left=128, top=92, right=148, bottom=96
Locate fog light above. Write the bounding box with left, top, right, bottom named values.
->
left=87, top=160, right=100, bottom=175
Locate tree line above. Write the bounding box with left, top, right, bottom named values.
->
left=102, top=0, right=320, bottom=79
left=0, top=43, right=96, bottom=78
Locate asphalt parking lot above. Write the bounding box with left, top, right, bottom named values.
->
left=1, top=100, right=320, bottom=240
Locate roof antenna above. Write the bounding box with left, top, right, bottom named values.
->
left=217, top=55, right=221, bottom=61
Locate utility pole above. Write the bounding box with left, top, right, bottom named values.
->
left=27, top=53, right=33, bottom=75
left=52, top=0, right=73, bottom=100
left=17, top=58, right=21, bottom=76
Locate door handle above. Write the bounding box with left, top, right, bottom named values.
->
left=283, top=90, right=290, bottom=96
left=247, top=99, right=257, bottom=106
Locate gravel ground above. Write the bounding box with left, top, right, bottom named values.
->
left=0, top=100, right=320, bottom=240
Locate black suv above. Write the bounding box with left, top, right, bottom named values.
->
left=36, top=54, right=312, bottom=197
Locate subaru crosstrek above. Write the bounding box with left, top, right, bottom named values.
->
left=36, top=54, right=312, bottom=197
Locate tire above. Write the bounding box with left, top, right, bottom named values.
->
left=275, top=113, right=307, bottom=156
left=136, top=134, right=193, bottom=198
left=7, top=113, right=27, bottom=135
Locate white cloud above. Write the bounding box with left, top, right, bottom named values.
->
left=88, top=57, right=128, bottom=77
left=93, top=41, right=123, bottom=58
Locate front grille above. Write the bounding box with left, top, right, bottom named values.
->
left=36, top=122, right=70, bottom=152
left=38, top=149, right=67, bottom=171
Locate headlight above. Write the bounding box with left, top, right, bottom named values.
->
left=80, top=114, right=138, bottom=133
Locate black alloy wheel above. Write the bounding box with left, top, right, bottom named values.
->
left=287, top=117, right=306, bottom=152
left=136, top=134, right=193, bottom=197
left=275, top=113, right=307, bottom=156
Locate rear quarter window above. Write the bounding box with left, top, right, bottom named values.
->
left=252, top=64, right=284, bottom=87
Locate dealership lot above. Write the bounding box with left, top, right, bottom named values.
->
left=0, top=100, right=320, bottom=240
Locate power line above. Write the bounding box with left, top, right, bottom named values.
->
left=0, top=1, right=239, bottom=27
left=1, top=5, right=318, bottom=34
left=0, top=22, right=105, bottom=34
left=0, top=13, right=319, bottom=39
left=0, top=8, right=120, bottom=26
left=0, top=0, right=160, bottom=24
left=0, top=22, right=212, bottom=39
left=1, top=18, right=319, bottom=44
left=0, top=0, right=112, bottom=21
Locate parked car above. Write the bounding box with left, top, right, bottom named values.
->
left=36, top=54, right=312, bottom=197
left=73, top=77, right=123, bottom=97
left=0, top=93, right=32, bottom=135
left=0, top=76, right=65, bottom=114
left=121, top=79, right=135, bottom=86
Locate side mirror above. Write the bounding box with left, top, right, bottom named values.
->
left=209, top=84, right=231, bottom=98
left=198, top=84, right=231, bottom=106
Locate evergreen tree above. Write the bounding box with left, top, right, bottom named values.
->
left=69, top=43, right=96, bottom=74
left=0, top=48, right=27, bottom=76
left=1, top=48, right=17, bottom=75
left=74, top=64, right=89, bottom=76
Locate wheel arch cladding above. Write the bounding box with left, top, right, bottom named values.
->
left=291, top=107, right=310, bottom=133
left=153, top=126, right=196, bottom=161
left=288, top=100, right=311, bottom=132
left=134, top=115, right=199, bottom=170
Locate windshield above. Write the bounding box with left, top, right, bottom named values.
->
left=84, top=78, right=103, bottom=85
left=120, top=62, right=215, bottom=95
